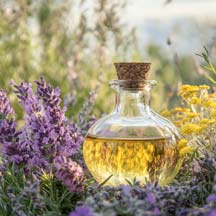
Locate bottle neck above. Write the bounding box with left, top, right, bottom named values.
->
left=114, top=88, right=152, bottom=117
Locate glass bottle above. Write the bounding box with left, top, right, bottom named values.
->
left=83, top=62, right=182, bottom=186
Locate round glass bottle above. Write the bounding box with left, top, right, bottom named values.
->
left=83, top=63, right=182, bottom=186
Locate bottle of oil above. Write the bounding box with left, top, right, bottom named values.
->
left=83, top=62, right=182, bottom=186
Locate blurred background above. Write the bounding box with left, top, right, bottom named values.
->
left=0, top=0, right=216, bottom=120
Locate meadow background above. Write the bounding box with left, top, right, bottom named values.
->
left=1, top=0, right=215, bottom=121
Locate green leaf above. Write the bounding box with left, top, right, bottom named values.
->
left=125, top=179, right=133, bottom=186
left=98, top=174, right=113, bottom=187
left=204, top=46, right=209, bottom=55
left=205, top=74, right=216, bottom=85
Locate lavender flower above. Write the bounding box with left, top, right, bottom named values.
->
left=13, top=81, right=42, bottom=117
left=1, top=78, right=85, bottom=192
left=146, top=192, right=156, bottom=205
left=77, top=87, right=98, bottom=135
left=208, top=209, right=216, bottom=216
left=54, top=156, right=85, bottom=192
left=0, top=165, right=45, bottom=216
left=70, top=206, right=94, bottom=216
left=207, top=195, right=216, bottom=203
left=0, top=89, right=14, bottom=118
left=13, top=178, right=45, bottom=213
left=34, top=77, right=83, bottom=157
left=0, top=89, right=20, bottom=164
left=82, top=184, right=164, bottom=216
left=7, top=78, right=83, bottom=165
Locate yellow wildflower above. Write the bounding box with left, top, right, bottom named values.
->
left=179, top=85, right=199, bottom=93
left=179, top=85, right=200, bottom=99
left=210, top=110, right=216, bottom=118
left=202, top=100, right=211, bottom=107
left=183, top=108, right=191, bottom=113
left=171, top=107, right=183, bottom=114
left=202, top=99, right=216, bottom=108
left=181, top=92, right=198, bottom=99
left=179, top=146, right=194, bottom=157
left=199, top=118, right=209, bottom=124
left=209, top=119, right=216, bottom=124
left=199, top=85, right=210, bottom=90
left=176, top=114, right=183, bottom=119
left=199, top=124, right=208, bottom=130
left=211, top=102, right=216, bottom=108
left=186, top=112, right=199, bottom=118
left=181, top=123, right=202, bottom=135
left=199, top=118, right=216, bottom=125
left=182, top=118, right=191, bottom=123
left=190, top=97, right=201, bottom=105
left=178, top=139, right=188, bottom=149
left=174, top=121, right=183, bottom=127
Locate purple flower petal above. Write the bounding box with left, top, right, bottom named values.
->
left=70, top=206, right=94, bottom=216
left=146, top=192, right=156, bottom=205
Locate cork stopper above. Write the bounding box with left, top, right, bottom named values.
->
left=114, top=62, right=151, bottom=89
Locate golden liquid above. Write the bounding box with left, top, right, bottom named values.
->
left=83, top=136, right=182, bottom=186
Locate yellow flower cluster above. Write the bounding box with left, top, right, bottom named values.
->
left=161, top=84, right=216, bottom=156
left=199, top=118, right=216, bottom=124
left=162, top=84, right=216, bottom=130
left=178, top=139, right=194, bottom=157
left=178, top=85, right=210, bottom=105
left=181, top=123, right=202, bottom=135
left=202, top=99, right=216, bottom=108
left=179, top=85, right=199, bottom=99
left=211, top=110, right=216, bottom=118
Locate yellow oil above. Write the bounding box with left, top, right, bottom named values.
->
left=83, top=135, right=182, bottom=186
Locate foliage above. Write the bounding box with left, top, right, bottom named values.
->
left=0, top=164, right=83, bottom=216
left=197, top=47, right=216, bottom=85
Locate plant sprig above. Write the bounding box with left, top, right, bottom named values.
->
left=197, top=46, right=216, bottom=84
